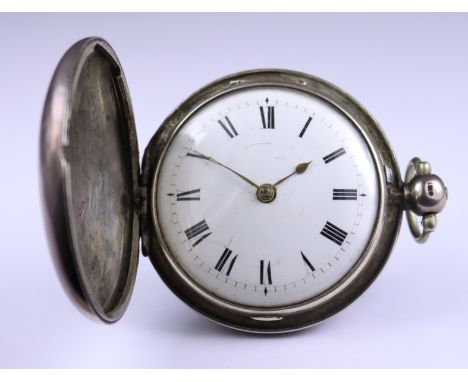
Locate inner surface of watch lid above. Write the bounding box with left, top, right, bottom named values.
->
left=40, top=37, right=140, bottom=322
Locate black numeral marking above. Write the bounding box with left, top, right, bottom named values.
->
left=323, top=148, right=346, bottom=164
left=333, top=189, right=357, bottom=200
left=260, top=260, right=272, bottom=284
left=260, top=106, right=275, bottom=129
left=184, top=220, right=212, bottom=247
left=187, top=152, right=209, bottom=160
left=218, top=116, right=238, bottom=139
left=298, top=116, right=313, bottom=138
left=215, top=248, right=238, bottom=276
left=320, top=221, right=348, bottom=246
left=300, top=251, right=315, bottom=272
left=176, top=188, right=201, bottom=201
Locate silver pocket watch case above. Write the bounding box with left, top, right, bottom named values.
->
left=40, top=37, right=447, bottom=332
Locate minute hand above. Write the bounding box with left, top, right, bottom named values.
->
left=273, top=160, right=313, bottom=187
left=194, top=151, right=260, bottom=189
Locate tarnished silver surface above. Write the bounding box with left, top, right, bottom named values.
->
left=141, top=69, right=404, bottom=333
left=40, top=37, right=140, bottom=322
left=404, top=157, right=448, bottom=243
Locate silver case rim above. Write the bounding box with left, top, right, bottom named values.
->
left=141, top=69, right=403, bottom=333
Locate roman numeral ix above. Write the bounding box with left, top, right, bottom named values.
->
left=175, top=188, right=201, bottom=201
left=260, top=106, right=275, bottom=129
left=218, top=116, right=238, bottom=139
left=184, top=220, right=212, bottom=247
left=323, top=148, right=346, bottom=164
left=333, top=189, right=357, bottom=200
left=320, top=221, right=348, bottom=246
left=186, top=152, right=209, bottom=160
left=215, top=247, right=238, bottom=276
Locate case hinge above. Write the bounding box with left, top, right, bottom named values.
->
left=138, top=185, right=150, bottom=257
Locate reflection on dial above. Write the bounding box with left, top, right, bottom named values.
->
left=155, top=87, right=379, bottom=308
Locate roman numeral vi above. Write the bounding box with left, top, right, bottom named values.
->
left=260, top=260, right=273, bottom=285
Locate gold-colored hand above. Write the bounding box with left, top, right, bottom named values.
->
left=192, top=151, right=260, bottom=189
left=273, top=160, right=313, bottom=187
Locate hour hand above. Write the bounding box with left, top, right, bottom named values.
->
left=187, top=151, right=260, bottom=190
left=273, top=160, right=313, bottom=187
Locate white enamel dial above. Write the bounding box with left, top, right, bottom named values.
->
left=155, top=87, right=379, bottom=308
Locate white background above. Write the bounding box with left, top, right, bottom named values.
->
left=0, top=13, right=465, bottom=368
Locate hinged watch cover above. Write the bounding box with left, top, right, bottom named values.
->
left=40, top=37, right=140, bottom=322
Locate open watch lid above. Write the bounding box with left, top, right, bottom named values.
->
left=40, top=37, right=140, bottom=322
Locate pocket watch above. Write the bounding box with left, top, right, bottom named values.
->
left=40, top=37, right=448, bottom=333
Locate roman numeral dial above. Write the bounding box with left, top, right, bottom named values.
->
left=155, top=86, right=380, bottom=309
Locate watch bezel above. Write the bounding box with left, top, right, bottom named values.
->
left=141, top=69, right=403, bottom=333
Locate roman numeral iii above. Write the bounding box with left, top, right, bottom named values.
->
left=184, top=220, right=212, bottom=247
left=260, top=260, right=272, bottom=284
left=260, top=106, right=275, bottom=129
left=320, top=221, right=348, bottom=246
left=333, top=189, right=357, bottom=200
left=215, top=248, right=238, bottom=276
left=218, top=116, right=238, bottom=139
